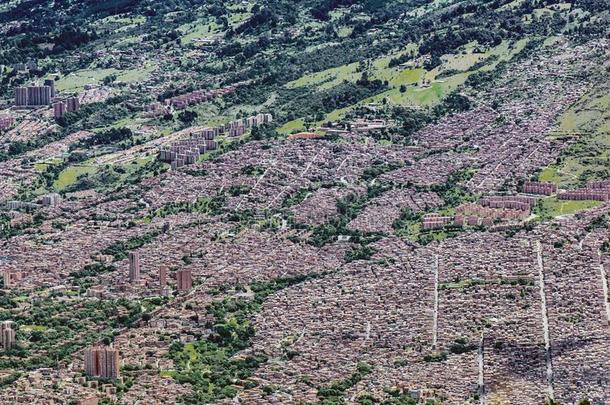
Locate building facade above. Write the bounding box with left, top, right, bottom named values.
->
left=176, top=269, right=192, bottom=291
left=84, top=346, right=120, bottom=379
left=0, top=321, right=16, bottom=350
left=159, top=266, right=168, bottom=288
left=128, top=252, right=140, bottom=282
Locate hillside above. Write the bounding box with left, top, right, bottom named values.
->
left=0, top=0, right=609, bottom=404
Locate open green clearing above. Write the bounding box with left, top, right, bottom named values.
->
left=539, top=85, right=610, bottom=187
left=279, top=38, right=529, bottom=133
left=20, top=325, right=48, bottom=332
left=536, top=196, right=601, bottom=218
left=178, top=4, right=252, bottom=45
left=53, top=165, right=98, bottom=190
left=92, top=15, right=146, bottom=29
left=49, top=63, right=156, bottom=92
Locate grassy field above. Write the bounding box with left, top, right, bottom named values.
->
left=115, top=34, right=145, bottom=48
left=532, top=2, right=572, bottom=18
left=53, top=165, right=98, bottom=190
left=160, top=370, right=177, bottom=378
left=20, top=325, right=48, bottom=332
left=93, top=14, right=146, bottom=29
left=159, top=342, right=198, bottom=377
left=51, top=68, right=117, bottom=92
left=117, top=62, right=157, bottom=83
left=50, top=62, right=156, bottom=92
left=179, top=19, right=223, bottom=44
left=558, top=90, right=610, bottom=133
left=183, top=342, right=199, bottom=362
left=178, top=4, right=252, bottom=45
left=34, top=158, right=64, bottom=173
left=285, top=44, right=420, bottom=90
left=536, top=196, right=601, bottom=218
left=279, top=38, right=529, bottom=134
left=539, top=84, right=610, bottom=187
left=52, top=154, right=156, bottom=192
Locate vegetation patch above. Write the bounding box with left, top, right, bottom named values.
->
left=168, top=273, right=327, bottom=403
left=535, top=197, right=601, bottom=219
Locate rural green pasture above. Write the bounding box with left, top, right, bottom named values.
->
left=50, top=62, right=156, bottom=92
left=279, top=38, right=529, bottom=133
left=536, top=196, right=601, bottom=218
left=539, top=84, right=610, bottom=187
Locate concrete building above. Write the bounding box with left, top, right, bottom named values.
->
left=66, top=96, right=80, bottom=112
left=158, top=113, right=273, bottom=168
left=523, top=181, right=556, bottom=196
left=42, top=193, right=61, bottom=207
left=159, top=266, right=168, bottom=288
left=11, top=63, right=26, bottom=72
left=84, top=346, right=120, bottom=379
left=129, top=252, right=141, bottom=282
left=3, top=270, right=22, bottom=288
left=559, top=189, right=610, bottom=202
left=54, top=96, right=80, bottom=118
left=5, top=200, right=38, bottom=211
left=44, top=79, right=56, bottom=98
left=27, top=85, right=52, bottom=106
left=15, top=87, right=28, bottom=106
left=15, top=85, right=53, bottom=106
left=176, top=269, right=192, bottom=292
left=1, top=321, right=16, bottom=350
left=53, top=101, right=67, bottom=119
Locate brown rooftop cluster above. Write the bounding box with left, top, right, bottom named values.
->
left=288, top=131, right=321, bottom=140
left=349, top=188, right=443, bottom=233
left=0, top=38, right=609, bottom=404
left=0, top=114, right=15, bottom=130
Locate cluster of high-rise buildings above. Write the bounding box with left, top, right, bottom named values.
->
left=559, top=189, right=610, bottom=202
left=11, top=60, right=37, bottom=72
left=479, top=195, right=536, bottom=211
left=226, top=113, right=273, bottom=137
left=421, top=213, right=453, bottom=230
left=158, top=130, right=218, bottom=170
left=83, top=346, right=120, bottom=380
left=558, top=180, right=610, bottom=202
left=167, top=86, right=236, bottom=110
left=14, top=80, right=56, bottom=107
left=455, top=202, right=530, bottom=222
left=11, top=77, right=80, bottom=118
left=127, top=251, right=192, bottom=293
left=144, top=85, right=241, bottom=117
left=158, top=113, right=273, bottom=170
left=421, top=194, right=538, bottom=230
left=1, top=321, right=16, bottom=350
left=41, top=193, right=61, bottom=207
left=53, top=96, right=81, bottom=119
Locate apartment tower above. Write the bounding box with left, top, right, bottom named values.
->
left=84, top=346, right=120, bottom=379
left=128, top=252, right=140, bottom=282
left=176, top=269, right=192, bottom=291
